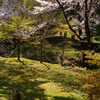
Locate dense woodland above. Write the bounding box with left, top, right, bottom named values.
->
left=0, top=0, right=100, bottom=100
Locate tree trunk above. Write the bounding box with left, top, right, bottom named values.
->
left=61, top=43, right=65, bottom=66
left=18, top=39, right=20, bottom=61
left=85, top=0, right=91, bottom=43
left=82, top=50, right=85, bottom=67
left=40, top=40, right=43, bottom=63
left=81, top=42, right=88, bottom=67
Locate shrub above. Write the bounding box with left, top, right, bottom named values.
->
left=84, top=51, right=100, bottom=68
left=83, top=69, right=100, bottom=100
left=83, top=51, right=100, bottom=100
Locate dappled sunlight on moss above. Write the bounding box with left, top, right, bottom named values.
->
left=0, top=57, right=85, bottom=100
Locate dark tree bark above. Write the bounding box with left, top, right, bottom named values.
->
left=61, top=34, right=66, bottom=66
left=61, top=43, right=65, bottom=66
left=40, top=39, right=43, bottom=63
left=18, top=39, right=21, bottom=61
left=85, top=0, right=91, bottom=43
left=82, top=50, right=85, bottom=67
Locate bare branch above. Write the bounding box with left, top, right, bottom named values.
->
left=55, top=0, right=82, bottom=40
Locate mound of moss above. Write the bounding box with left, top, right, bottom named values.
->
left=0, top=57, right=86, bottom=100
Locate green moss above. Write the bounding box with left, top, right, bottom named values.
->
left=0, top=57, right=86, bottom=100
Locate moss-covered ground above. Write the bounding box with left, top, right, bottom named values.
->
left=0, top=57, right=86, bottom=100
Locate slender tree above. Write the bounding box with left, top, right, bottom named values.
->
left=40, top=38, right=43, bottom=63
left=60, top=34, right=66, bottom=66
left=85, top=0, right=90, bottom=43
left=0, top=15, right=33, bottom=61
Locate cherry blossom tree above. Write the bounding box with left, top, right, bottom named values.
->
left=0, top=0, right=28, bottom=21
left=55, top=0, right=100, bottom=43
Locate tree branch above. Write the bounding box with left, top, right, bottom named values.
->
left=55, top=0, right=82, bottom=40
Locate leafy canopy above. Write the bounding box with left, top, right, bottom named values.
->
left=0, top=15, right=34, bottom=40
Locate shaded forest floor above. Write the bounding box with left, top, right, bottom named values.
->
left=10, top=38, right=82, bottom=66
left=0, top=57, right=86, bottom=100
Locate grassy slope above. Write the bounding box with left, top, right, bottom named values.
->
left=0, top=57, right=86, bottom=100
